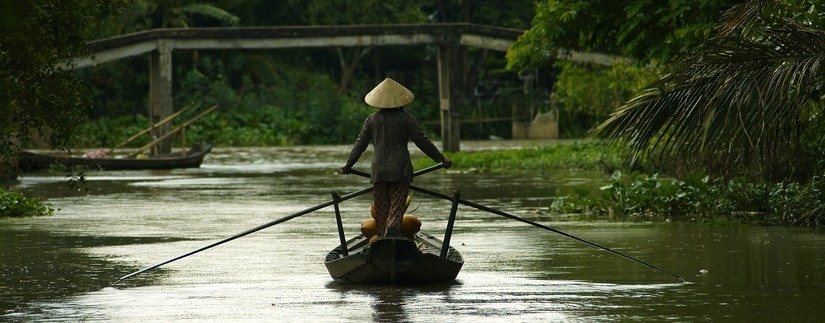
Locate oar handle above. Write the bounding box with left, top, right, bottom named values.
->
left=413, top=163, right=446, bottom=177
left=347, top=163, right=446, bottom=179
left=348, top=169, right=370, bottom=178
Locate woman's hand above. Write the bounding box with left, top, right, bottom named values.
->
left=442, top=156, right=453, bottom=169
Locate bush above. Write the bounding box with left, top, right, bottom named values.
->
left=552, top=59, right=659, bottom=137
left=80, top=114, right=151, bottom=148
left=0, top=187, right=55, bottom=217
left=555, top=171, right=825, bottom=226
left=81, top=58, right=379, bottom=147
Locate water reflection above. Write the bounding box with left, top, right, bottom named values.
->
left=332, top=284, right=418, bottom=322
left=3, top=145, right=825, bottom=322
left=0, top=229, right=168, bottom=315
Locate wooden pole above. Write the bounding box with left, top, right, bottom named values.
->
left=149, top=40, right=174, bottom=155
left=437, top=44, right=461, bottom=153
left=107, top=102, right=195, bottom=154
left=332, top=193, right=348, bottom=257
left=133, top=104, right=219, bottom=156
left=440, top=191, right=460, bottom=258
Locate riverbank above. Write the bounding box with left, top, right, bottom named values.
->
left=415, top=139, right=615, bottom=173
left=8, top=139, right=824, bottom=226
left=437, top=139, right=824, bottom=226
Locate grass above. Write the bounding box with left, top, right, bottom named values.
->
left=415, top=140, right=623, bottom=173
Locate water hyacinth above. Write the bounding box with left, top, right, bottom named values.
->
left=0, top=187, right=55, bottom=217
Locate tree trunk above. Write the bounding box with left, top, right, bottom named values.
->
left=1, top=137, right=21, bottom=184
left=0, top=157, right=19, bottom=184
left=337, top=47, right=372, bottom=95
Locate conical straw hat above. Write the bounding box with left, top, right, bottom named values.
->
left=364, top=78, right=414, bottom=108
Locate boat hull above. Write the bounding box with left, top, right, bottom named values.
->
left=325, top=232, right=463, bottom=285
left=18, top=144, right=212, bottom=171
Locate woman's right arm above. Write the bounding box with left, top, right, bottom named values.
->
left=343, top=116, right=372, bottom=172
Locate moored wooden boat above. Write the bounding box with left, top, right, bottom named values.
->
left=18, top=143, right=212, bottom=171
left=324, top=232, right=463, bottom=285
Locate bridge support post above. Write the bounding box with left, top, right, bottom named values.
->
left=149, top=40, right=174, bottom=155
left=437, top=44, right=461, bottom=153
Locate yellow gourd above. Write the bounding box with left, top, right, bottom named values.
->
left=361, top=218, right=377, bottom=238
left=400, top=214, right=421, bottom=238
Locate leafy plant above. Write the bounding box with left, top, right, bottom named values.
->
left=1, top=0, right=126, bottom=181
left=0, top=187, right=55, bottom=217
left=506, top=0, right=734, bottom=70
left=555, top=170, right=825, bottom=226
left=552, top=59, right=660, bottom=136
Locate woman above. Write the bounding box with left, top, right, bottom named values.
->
left=341, top=78, right=452, bottom=238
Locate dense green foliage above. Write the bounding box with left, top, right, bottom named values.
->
left=506, top=0, right=740, bottom=70
left=551, top=59, right=660, bottom=137
left=172, top=59, right=363, bottom=146
left=0, top=187, right=55, bottom=217
left=81, top=58, right=437, bottom=147
left=505, top=1, right=733, bottom=137
left=0, top=0, right=126, bottom=181
left=508, top=1, right=825, bottom=182
left=553, top=171, right=825, bottom=226
left=596, top=1, right=825, bottom=182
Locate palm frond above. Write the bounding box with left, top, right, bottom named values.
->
left=597, top=19, right=825, bottom=180
left=182, top=3, right=240, bottom=26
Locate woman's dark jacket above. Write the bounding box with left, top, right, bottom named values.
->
left=345, top=108, right=444, bottom=183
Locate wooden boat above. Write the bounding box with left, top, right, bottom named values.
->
left=19, top=104, right=219, bottom=172
left=18, top=143, right=212, bottom=171
left=324, top=232, right=464, bottom=285
left=322, top=166, right=464, bottom=285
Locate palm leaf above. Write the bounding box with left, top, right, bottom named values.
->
left=597, top=12, right=825, bottom=180
left=181, top=3, right=240, bottom=26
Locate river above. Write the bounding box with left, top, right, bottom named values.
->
left=3, top=143, right=825, bottom=322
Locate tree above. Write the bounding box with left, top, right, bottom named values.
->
left=506, top=0, right=742, bottom=71
left=430, top=0, right=536, bottom=101
left=80, top=0, right=246, bottom=120
left=596, top=0, right=825, bottom=182
left=288, top=0, right=428, bottom=95
left=551, top=59, right=660, bottom=136
left=139, top=0, right=239, bottom=29
left=0, top=0, right=126, bottom=182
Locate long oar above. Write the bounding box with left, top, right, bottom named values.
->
left=115, top=186, right=373, bottom=283
left=409, top=184, right=685, bottom=282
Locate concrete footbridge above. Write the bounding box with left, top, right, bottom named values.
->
left=73, top=23, right=616, bottom=152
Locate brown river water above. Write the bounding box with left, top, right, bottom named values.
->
left=2, top=142, right=825, bottom=322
